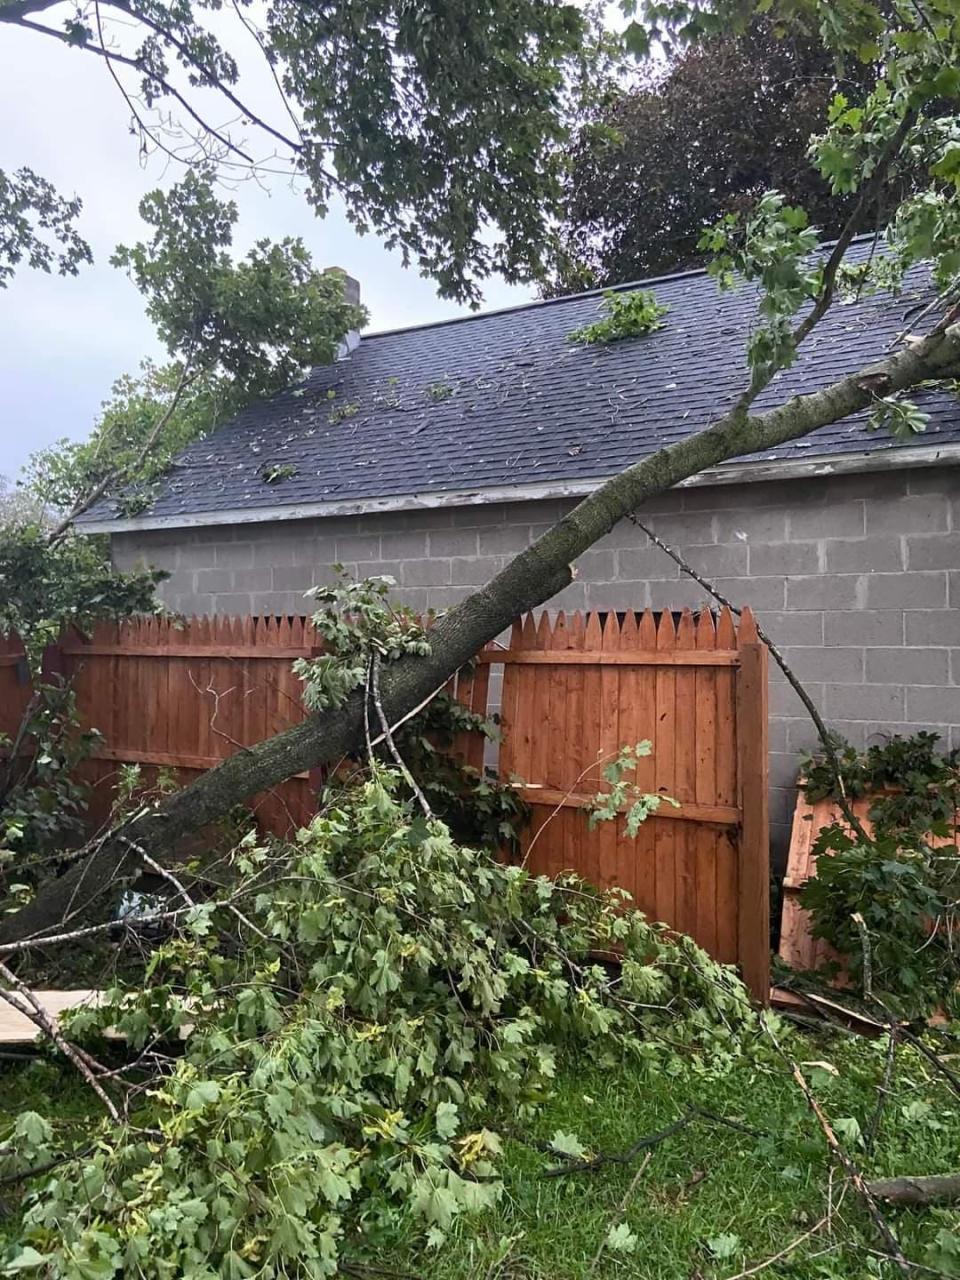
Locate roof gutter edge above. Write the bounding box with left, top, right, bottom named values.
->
left=79, top=441, right=960, bottom=535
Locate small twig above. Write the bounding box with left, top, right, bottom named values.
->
left=627, top=515, right=871, bottom=844
left=587, top=1151, right=652, bottom=1278
left=523, top=747, right=624, bottom=866
left=762, top=1013, right=911, bottom=1276
left=0, top=1145, right=96, bottom=1189
left=851, top=912, right=874, bottom=1000
left=369, top=653, right=433, bottom=819
left=362, top=657, right=376, bottom=769
left=0, top=903, right=193, bottom=953
left=862, top=1246, right=957, bottom=1276
left=722, top=1210, right=833, bottom=1280
left=866, top=1022, right=899, bottom=1155
left=897, top=1027, right=960, bottom=1101
left=544, top=1106, right=764, bottom=1177
left=0, top=691, right=40, bottom=797
left=123, top=839, right=196, bottom=909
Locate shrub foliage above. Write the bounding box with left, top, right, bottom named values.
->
left=799, top=733, right=960, bottom=1017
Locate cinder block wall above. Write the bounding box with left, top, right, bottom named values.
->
left=112, top=465, right=960, bottom=866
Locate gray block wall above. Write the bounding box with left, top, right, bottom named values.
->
left=111, top=465, right=960, bottom=865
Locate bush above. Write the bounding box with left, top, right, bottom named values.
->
left=798, top=732, right=960, bottom=1017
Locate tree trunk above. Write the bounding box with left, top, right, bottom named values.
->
left=4, top=323, right=960, bottom=945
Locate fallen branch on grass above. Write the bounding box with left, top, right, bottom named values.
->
left=866, top=1174, right=960, bottom=1205
left=0, top=962, right=119, bottom=1121
left=762, top=1013, right=912, bottom=1277
left=543, top=1106, right=764, bottom=1176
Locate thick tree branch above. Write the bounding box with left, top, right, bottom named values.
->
left=0, top=962, right=120, bottom=1120
left=4, top=322, right=960, bottom=947
left=867, top=1174, right=960, bottom=1205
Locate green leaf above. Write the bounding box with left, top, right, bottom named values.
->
left=706, top=1233, right=741, bottom=1261
left=1, top=1248, right=48, bottom=1273
left=606, top=1223, right=638, bottom=1254
left=186, top=1080, right=222, bottom=1109
left=833, top=1116, right=863, bottom=1147
left=15, top=1111, right=51, bottom=1148
left=549, top=1129, right=588, bottom=1159
left=435, top=1101, right=460, bottom=1139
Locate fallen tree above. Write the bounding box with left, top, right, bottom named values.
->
left=4, top=0, right=960, bottom=946
left=5, top=312, right=960, bottom=946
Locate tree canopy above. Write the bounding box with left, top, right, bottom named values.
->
left=25, top=169, right=366, bottom=535
left=550, top=19, right=888, bottom=291
left=0, top=0, right=601, bottom=302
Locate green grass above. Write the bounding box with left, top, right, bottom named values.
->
left=370, top=1028, right=960, bottom=1279
left=4, top=1028, right=960, bottom=1278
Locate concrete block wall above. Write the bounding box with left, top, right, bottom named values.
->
left=112, top=464, right=960, bottom=866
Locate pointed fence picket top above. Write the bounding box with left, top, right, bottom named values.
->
left=2, top=610, right=492, bottom=843
left=478, top=605, right=770, bottom=1001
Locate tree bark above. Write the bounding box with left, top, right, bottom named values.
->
left=4, top=323, right=960, bottom=945
left=867, top=1174, right=960, bottom=1205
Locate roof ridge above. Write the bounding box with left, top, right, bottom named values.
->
left=362, top=231, right=881, bottom=341
left=363, top=265, right=708, bottom=340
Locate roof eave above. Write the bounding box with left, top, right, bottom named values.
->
left=78, top=440, right=960, bottom=536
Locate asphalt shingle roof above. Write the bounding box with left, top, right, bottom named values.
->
left=81, top=248, right=960, bottom=527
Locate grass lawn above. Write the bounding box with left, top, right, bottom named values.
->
left=3, top=1023, right=960, bottom=1278
left=372, top=1026, right=960, bottom=1279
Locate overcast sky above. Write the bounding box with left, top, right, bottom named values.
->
left=0, top=9, right=531, bottom=481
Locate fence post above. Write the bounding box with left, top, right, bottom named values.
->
left=736, top=619, right=770, bottom=1003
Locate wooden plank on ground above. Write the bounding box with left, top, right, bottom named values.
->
left=0, top=991, right=107, bottom=1045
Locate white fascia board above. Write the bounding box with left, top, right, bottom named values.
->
left=79, top=442, right=960, bottom=536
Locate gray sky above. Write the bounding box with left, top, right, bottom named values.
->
left=0, top=9, right=531, bottom=480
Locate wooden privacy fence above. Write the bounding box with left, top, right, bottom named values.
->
left=0, top=616, right=487, bottom=837
left=0, top=606, right=769, bottom=997
left=478, top=606, right=770, bottom=1000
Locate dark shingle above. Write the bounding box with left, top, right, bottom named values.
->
left=80, top=251, right=960, bottom=526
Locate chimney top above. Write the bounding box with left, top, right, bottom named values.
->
left=325, top=266, right=360, bottom=308
left=324, top=267, right=362, bottom=359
